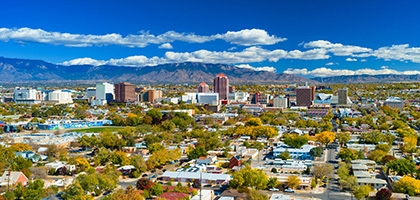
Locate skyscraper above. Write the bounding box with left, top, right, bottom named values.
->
left=198, top=82, right=210, bottom=93
left=213, top=73, right=229, bottom=100
left=295, top=86, right=314, bottom=107
left=338, top=88, right=348, bottom=105
left=96, top=82, right=114, bottom=104
left=115, top=82, right=136, bottom=102
left=147, top=89, right=162, bottom=103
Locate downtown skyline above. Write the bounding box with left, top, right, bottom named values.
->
left=1, top=0, right=420, bottom=77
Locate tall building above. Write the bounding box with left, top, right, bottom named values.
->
left=213, top=73, right=229, bottom=100
left=115, top=82, right=136, bottom=102
left=147, top=89, right=162, bottom=103
left=198, top=82, right=210, bottom=93
left=13, top=87, right=42, bottom=104
left=338, top=88, right=348, bottom=105
left=95, top=82, right=114, bottom=104
left=295, top=86, right=314, bottom=107
left=273, top=96, right=288, bottom=108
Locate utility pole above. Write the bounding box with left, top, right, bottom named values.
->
left=199, top=170, right=202, bottom=200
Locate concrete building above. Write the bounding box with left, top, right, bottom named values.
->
left=273, top=144, right=316, bottom=160
left=213, top=73, right=229, bottom=100
left=114, top=82, right=136, bottom=102
left=181, top=92, right=197, bottom=104
left=228, top=92, right=249, bottom=102
left=295, top=86, right=314, bottom=107
left=13, top=87, right=42, bottom=104
left=197, top=93, right=219, bottom=105
left=43, top=90, right=73, bottom=104
left=273, top=96, right=288, bottom=108
left=147, top=89, right=162, bottom=103
left=338, top=87, right=349, bottom=105
left=384, top=97, right=403, bottom=109
left=198, top=81, right=210, bottom=93
left=85, top=87, right=96, bottom=99
left=94, top=82, right=114, bottom=105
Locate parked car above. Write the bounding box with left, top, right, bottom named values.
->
left=284, top=188, right=295, bottom=193
left=269, top=188, right=279, bottom=191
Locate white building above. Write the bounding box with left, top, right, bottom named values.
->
left=43, top=90, right=73, bottom=104
left=197, top=93, right=219, bottom=105
left=93, top=82, right=114, bottom=105
left=181, top=93, right=197, bottom=104
left=13, top=87, right=42, bottom=104
left=228, top=92, right=249, bottom=102
left=273, top=96, right=288, bottom=108
left=85, top=87, right=96, bottom=99
left=273, top=144, right=316, bottom=160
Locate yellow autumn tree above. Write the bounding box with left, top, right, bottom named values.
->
left=402, top=136, right=417, bottom=154
left=10, top=143, right=32, bottom=152
left=394, top=176, right=420, bottom=196
left=286, top=175, right=302, bottom=189
left=315, top=131, right=336, bottom=149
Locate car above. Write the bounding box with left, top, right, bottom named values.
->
left=269, top=188, right=279, bottom=191
left=284, top=188, right=295, bottom=193
left=142, top=174, right=148, bottom=177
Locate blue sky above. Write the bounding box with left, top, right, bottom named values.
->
left=1, top=0, right=420, bottom=77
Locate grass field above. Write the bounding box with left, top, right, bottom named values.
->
left=65, top=126, right=126, bottom=133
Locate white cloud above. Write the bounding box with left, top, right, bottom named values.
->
left=158, top=43, right=173, bottom=49
left=325, top=62, right=335, bottom=66
left=361, top=59, right=367, bottom=62
left=235, top=64, right=276, bottom=72
left=62, top=46, right=330, bottom=67
left=304, top=40, right=372, bottom=56
left=345, top=58, right=357, bottom=62
left=283, top=67, right=420, bottom=77
left=372, top=44, right=420, bottom=63
left=0, top=27, right=286, bottom=48
left=61, top=57, right=106, bottom=66
left=214, top=29, right=286, bottom=46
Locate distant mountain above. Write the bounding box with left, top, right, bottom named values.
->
left=0, top=57, right=314, bottom=84
left=312, top=74, right=420, bottom=84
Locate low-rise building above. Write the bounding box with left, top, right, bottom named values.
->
left=273, top=145, right=316, bottom=160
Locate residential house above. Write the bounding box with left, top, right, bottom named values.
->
left=0, top=171, right=29, bottom=187
left=229, top=155, right=241, bottom=169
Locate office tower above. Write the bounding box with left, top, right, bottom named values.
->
left=96, top=82, right=114, bottom=104
left=213, top=73, right=229, bottom=100
left=338, top=88, right=348, bottom=105
left=115, top=82, right=136, bottom=102
left=147, top=89, right=162, bottom=103
left=273, top=96, right=289, bottom=108
left=198, top=82, right=210, bottom=93
left=295, top=86, right=314, bottom=107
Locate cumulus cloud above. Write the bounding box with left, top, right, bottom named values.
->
left=158, top=43, right=173, bottom=49
left=325, top=62, right=336, bottom=66
left=235, top=64, right=276, bottom=72
left=372, top=44, right=420, bottom=63
left=62, top=46, right=330, bottom=67
left=0, top=27, right=286, bottom=48
left=283, top=67, right=420, bottom=77
left=62, top=57, right=106, bottom=66
left=345, top=58, right=357, bottom=62
left=304, top=40, right=372, bottom=56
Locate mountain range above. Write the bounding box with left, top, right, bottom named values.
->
left=0, top=56, right=419, bottom=85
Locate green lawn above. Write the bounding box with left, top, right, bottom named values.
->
left=65, top=126, right=126, bottom=133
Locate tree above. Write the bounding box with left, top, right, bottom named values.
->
left=150, top=183, right=163, bottom=196
left=309, top=147, right=323, bottom=157
left=267, top=177, right=279, bottom=189
left=62, top=180, right=93, bottom=200
left=393, top=176, right=420, bottom=196
left=312, top=163, right=334, bottom=179
left=339, top=176, right=358, bottom=191
left=337, top=148, right=359, bottom=162
left=246, top=188, right=268, bottom=200
left=187, top=145, right=207, bottom=160
left=108, top=186, right=143, bottom=200
left=278, top=151, right=290, bottom=160
left=336, top=132, right=351, bottom=147
left=110, top=150, right=130, bottom=166
left=283, top=134, right=309, bottom=148
left=245, top=118, right=263, bottom=126
left=10, top=143, right=32, bottom=152
left=286, top=175, right=301, bottom=189
left=251, top=141, right=265, bottom=163
left=375, top=144, right=391, bottom=153
left=136, top=178, right=154, bottom=190
left=337, top=162, right=350, bottom=180
left=74, top=156, right=91, bottom=172
left=22, top=179, right=45, bottom=200
left=402, top=136, right=417, bottom=153
left=386, top=158, right=416, bottom=176
left=376, top=188, right=392, bottom=200
left=353, top=185, right=372, bottom=200
left=230, top=165, right=268, bottom=190
left=146, top=109, right=162, bottom=124
left=315, top=131, right=336, bottom=149
left=77, top=173, right=99, bottom=193
left=367, top=150, right=387, bottom=163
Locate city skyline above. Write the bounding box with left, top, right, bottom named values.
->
left=1, top=1, right=420, bottom=77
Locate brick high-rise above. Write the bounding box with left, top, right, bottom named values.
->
left=213, top=73, right=229, bottom=100
left=114, top=82, right=136, bottom=102
left=295, top=86, right=315, bottom=107
left=198, top=82, right=210, bottom=93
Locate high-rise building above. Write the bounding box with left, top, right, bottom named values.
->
left=295, top=86, right=314, bottom=107
left=198, top=82, right=210, bottom=93
left=147, top=89, right=162, bottom=103
left=213, top=73, right=229, bottom=100
left=273, top=96, right=289, bottom=108
left=338, top=88, right=348, bottom=105
left=95, top=82, right=114, bottom=104
left=115, top=82, right=136, bottom=102
left=13, top=87, right=42, bottom=104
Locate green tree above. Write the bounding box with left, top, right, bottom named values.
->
left=336, top=132, right=351, bottom=147
left=283, top=134, right=309, bottom=148
left=312, top=163, right=333, bottom=179
left=353, top=185, right=372, bottom=200
left=315, top=131, right=336, bottom=149
left=150, top=183, right=163, bottom=196
left=245, top=118, right=263, bottom=126
left=187, top=145, right=207, bottom=160
left=62, top=180, right=93, bottom=200
left=278, top=151, right=290, bottom=160
left=337, top=148, right=359, bottom=162
left=286, top=175, right=301, bottom=189
left=230, top=165, right=268, bottom=190
left=267, top=177, right=279, bottom=189
left=309, top=147, right=323, bottom=157
left=386, top=158, right=416, bottom=176
left=337, top=162, right=350, bottom=180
